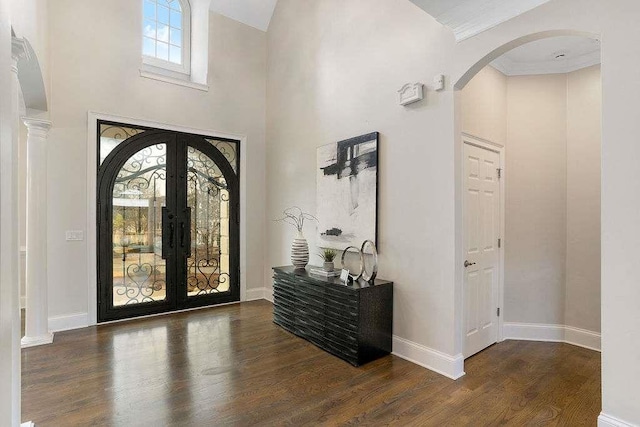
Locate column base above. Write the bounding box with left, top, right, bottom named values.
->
left=21, top=332, right=54, bottom=348
left=21, top=422, right=35, bottom=427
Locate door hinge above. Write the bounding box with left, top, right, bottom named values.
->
left=497, top=307, right=501, bottom=317
left=497, top=168, right=502, bottom=179
left=498, top=238, right=501, bottom=248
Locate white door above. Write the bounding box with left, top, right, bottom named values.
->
left=463, top=142, right=501, bottom=358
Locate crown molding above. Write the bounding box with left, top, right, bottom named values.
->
left=491, top=50, right=601, bottom=76
left=412, top=0, right=551, bottom=42
left=438, top=0, right=553, bottom=41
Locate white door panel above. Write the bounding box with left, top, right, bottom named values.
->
left=483, top=191, right=496, bottom=251
left=481, top=268, right=494, bottom=329
left=464, top=142, right=501, bottom=358
left=466, top=189, right=480, bottom=254
left=465, top=270, right=480, bottom=336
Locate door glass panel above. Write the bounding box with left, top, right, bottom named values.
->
left=99, top=122, right=146, bottom=165
left=206, top=138, right=239, bottom=174
left=112, top=144, right=168, bottom=306
left=186, top=146, right=230, bottom=296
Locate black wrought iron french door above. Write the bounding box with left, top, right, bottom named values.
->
left=97, top=123, right=240, bottom=322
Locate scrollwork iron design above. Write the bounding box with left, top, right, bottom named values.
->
left=206, top=139, right=238, bottom=174
left=112, top=143, right=168, bottom=307
left=98, top=123, right=239, bottom=311
left=114, top=144, right=167, bottom=199
left=116, top=263, right=167, bottom=305
left=186, top=147, right=231, bottom=296
left=99, top=123, right=147, bottom=165
left=100, top=123, right=145, bottom=141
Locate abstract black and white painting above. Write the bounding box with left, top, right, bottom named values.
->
left=317, top=132, right=378, bottom=251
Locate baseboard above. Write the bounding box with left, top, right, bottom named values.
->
left=504, top=322, right=601, bottom=352
left=263, top=288, right=273, bottom=303
left=503, top=323, right=565, bottom=342
left=392, top=335, right=465, bottom=380
left=245, top=287, right=266, bottom=301
left=564, top=326, right=601, bottom=352
left=49, top=312, right=89, bottom=332
left=21, top=332, right=54, bottom=348
left=598, top=412, right=638, bottom=427
left=21, top=422, right=35, bottom=427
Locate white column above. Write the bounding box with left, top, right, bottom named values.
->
left=21, top=118, right=53, bottom=348
left=0, top=36, right=28, bottom=427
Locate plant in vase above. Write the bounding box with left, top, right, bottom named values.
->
left=318, top=248, right=337, bottom=272
left=275, top=207, right=317, bottom=270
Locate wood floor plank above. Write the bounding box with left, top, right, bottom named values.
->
left=22, top=301, right=601, bottom=426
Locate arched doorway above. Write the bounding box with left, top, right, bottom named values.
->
left=453, top=30, right=600, bottom=90
left=453, top=30, right=602, bottom=361
left=97, top=122, right=240, bottom=322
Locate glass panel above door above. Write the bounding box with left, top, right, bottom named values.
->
left=99, top=122, right=147, bottom=165
left=186, top=146, right=231, bottom=297
left=205, top=138, right=239, bottom=174
left=112, top=144, right=168, bottom=307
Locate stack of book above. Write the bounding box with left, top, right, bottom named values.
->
left=309, top=267, right=340, bottom=278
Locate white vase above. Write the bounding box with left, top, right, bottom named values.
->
left=291, top=231, right=309, bottom=270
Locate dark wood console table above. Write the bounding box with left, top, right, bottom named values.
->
left=272, top=266, right=393, bottom=366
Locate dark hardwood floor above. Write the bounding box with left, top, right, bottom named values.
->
left=22, top=300, right=601, bottom=426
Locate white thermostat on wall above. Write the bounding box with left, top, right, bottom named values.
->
left=398, top=83, right=424, bottom=106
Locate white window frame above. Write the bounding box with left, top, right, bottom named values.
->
left=142, top=0, right=192, bottom=78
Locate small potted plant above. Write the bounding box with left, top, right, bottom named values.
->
left=319, top=248, right=337, bottom=272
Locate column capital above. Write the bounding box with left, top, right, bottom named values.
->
left=22, top=118, right=52, bottom=139
left=11, top=37, right=29, bottom=71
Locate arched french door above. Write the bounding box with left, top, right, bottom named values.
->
left=97, top=123, right=240, bottom=322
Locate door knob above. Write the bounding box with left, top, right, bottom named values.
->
left=464, top=260, right=476, bottom=268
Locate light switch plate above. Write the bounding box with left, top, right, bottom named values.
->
left=66, top=230, right=84, bottom=241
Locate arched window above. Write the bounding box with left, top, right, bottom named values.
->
left=142, top=0, right=191, bottom=75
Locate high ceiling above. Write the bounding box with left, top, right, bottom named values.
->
left=492, top=36, right=601, bottom=75
left=209, top=0, right=278, bottom=32
left=409, top=0, right=552, bottom=41
left=209, top=0, right=555, bottom=40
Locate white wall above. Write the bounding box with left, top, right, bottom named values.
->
left=268, top=0, right=638, bottom=422
left=461, top=66, right=507, bottom=146
left=598, top=15, right=640, bottom=421
left=267, top=0, right=460, bottom=358
left=505, top=73, right=568, bottom=325
left=1, top=0, right=18, bottom=424
left=47, top=1, right=267, bottom=322
left=450, top=0, right=639, bottom=422
left=566, top=65, right=601, bottom=333
left=18, top=124, right=25, bottom=307
left=462, top=65, right=602, bottom=332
